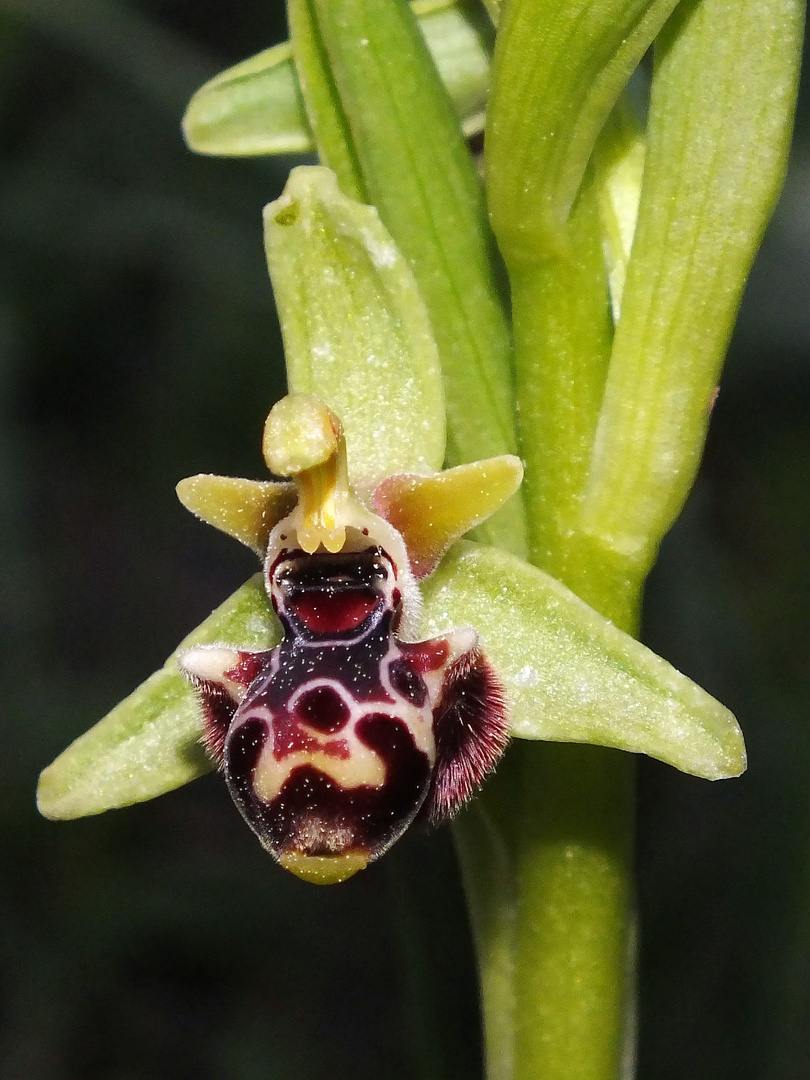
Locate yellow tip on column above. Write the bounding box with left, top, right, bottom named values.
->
left=262, top=394, right=340, bottom=477
left=262, top=394, right=356, bottom=554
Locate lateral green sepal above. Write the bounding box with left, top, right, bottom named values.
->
left=420, top=542, right=746, bottom=779
left=37, top=576, right=279, bottom=820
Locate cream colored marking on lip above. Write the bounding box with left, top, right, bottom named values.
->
left=378, top=640, right=437, bottom=762
left=180, top=646, right=251, bottom=703
left=251, top=732, right=387, bottom=803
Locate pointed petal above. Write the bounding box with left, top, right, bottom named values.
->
left=176, top=475, right=296, bottom=553
left=37, top=576, right=280, bottom=820
left=374, top=456, right=524, bottom=577
left=420, top=542, right=746, bottom=780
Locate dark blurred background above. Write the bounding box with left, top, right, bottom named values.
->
left=0, top=2, right=807, bottom=1078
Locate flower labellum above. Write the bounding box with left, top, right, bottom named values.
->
left=178, top=394, right=523, bottom=884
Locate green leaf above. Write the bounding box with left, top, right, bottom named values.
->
left=421, top=542, right=746, bottom=780
left=37, top=576, right=278, bottom=820
left=486, top=0, right=679, bottom=259
left=582, top=0, right=804, bottom=582
left=287, top=0, right=365, bottom=200
left=290, top=0, right=525, bottom=553
left=264, top=166, right=446, bottom=485
left=181, top=0, right=493, bottom=157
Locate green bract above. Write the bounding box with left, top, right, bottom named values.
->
left=486, top=0, right=680, bottom=258
left=591, top=97, right=646, bottom=322
left=581, top=0, right=803, bottom=584
left=287, top=0, right=525, bottom=554
left=182, top=0, right=493, bottom=156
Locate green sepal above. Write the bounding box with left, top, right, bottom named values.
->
left=421, top=542, right=746, bottom=780
left=181, top=0, right=493, bottom=157
left=37, top=576, right=279, bottom=820
left=264, top=165, right=446, bottom=486
left=36, top=532, right=746, bottom=822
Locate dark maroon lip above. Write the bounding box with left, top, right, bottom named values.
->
left=286, top=589, right=383, bottom=635
left=272, top=546, right=391, bottom=591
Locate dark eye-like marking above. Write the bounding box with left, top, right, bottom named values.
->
left=295, top=684, right=350, bottom=733
left=388, top=658, right=428, bottom=708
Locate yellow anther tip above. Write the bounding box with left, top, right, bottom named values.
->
left=279, top=851, right=369, bottom=885
left=263, top=394, right=340, bottom=478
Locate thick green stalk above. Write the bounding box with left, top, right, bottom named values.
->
left=454, top=759, right=521, bottom=1080
left=478, top=0, right=802, bottom=1075
left=502, top=607, right=637, bottom=1080
left=513, top=745, right=634, bottom=1080
left=509, top=169, right=613, bottom=584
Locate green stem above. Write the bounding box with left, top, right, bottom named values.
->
left=484, top=159, right=638, bottom=1080
left=513, top=744, right=634, bottom=1080
left=454, top=756, right=522, bottom=1080
left=472, top=566, right=639, bottom=1080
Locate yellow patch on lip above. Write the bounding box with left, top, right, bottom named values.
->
left=252, top=739, right=387, bottom=803
left=279, top=851, right=369, bottom=885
